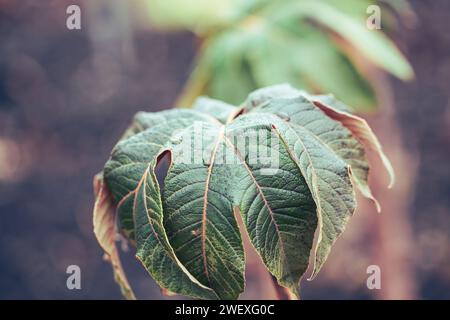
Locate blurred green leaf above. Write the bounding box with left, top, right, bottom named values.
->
left=295, top=0, right=414, bottom=80
left=144, top=0, right=414, bottom=111
left=144, top=0, right=239, bottom=32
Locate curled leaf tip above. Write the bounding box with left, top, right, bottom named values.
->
left=92, top=174, right=136, bottom=300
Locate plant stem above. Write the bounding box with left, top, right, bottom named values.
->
left=270, top=275, right=297, bottom=300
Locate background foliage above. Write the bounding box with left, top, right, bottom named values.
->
left=144, top=0, right=414, bottom=111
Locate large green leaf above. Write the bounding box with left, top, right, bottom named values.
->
left=229, top=111, right=355, bottom=279
left=226, top=117, right=318, bottom=295
left=94, top=85, right=393, bottom=299
left=162, top=123, right=245, bottom=299
left=134, top=159, right=218, bottom=299
left=103, top=110, right=222, bottom=299
left=246, top=84, right=381, bottom=211
left=104, top=110, right=215, bottom=239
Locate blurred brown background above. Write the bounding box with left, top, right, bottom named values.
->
left=0, top=0, right=449, bottom=299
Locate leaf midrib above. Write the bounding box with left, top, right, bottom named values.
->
left=201, top=126, right=225, bottom=284
left=223, top=136, right=288, bottom=270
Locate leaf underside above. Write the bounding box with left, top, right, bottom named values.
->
left=93, top=84, right=393, bottom=299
